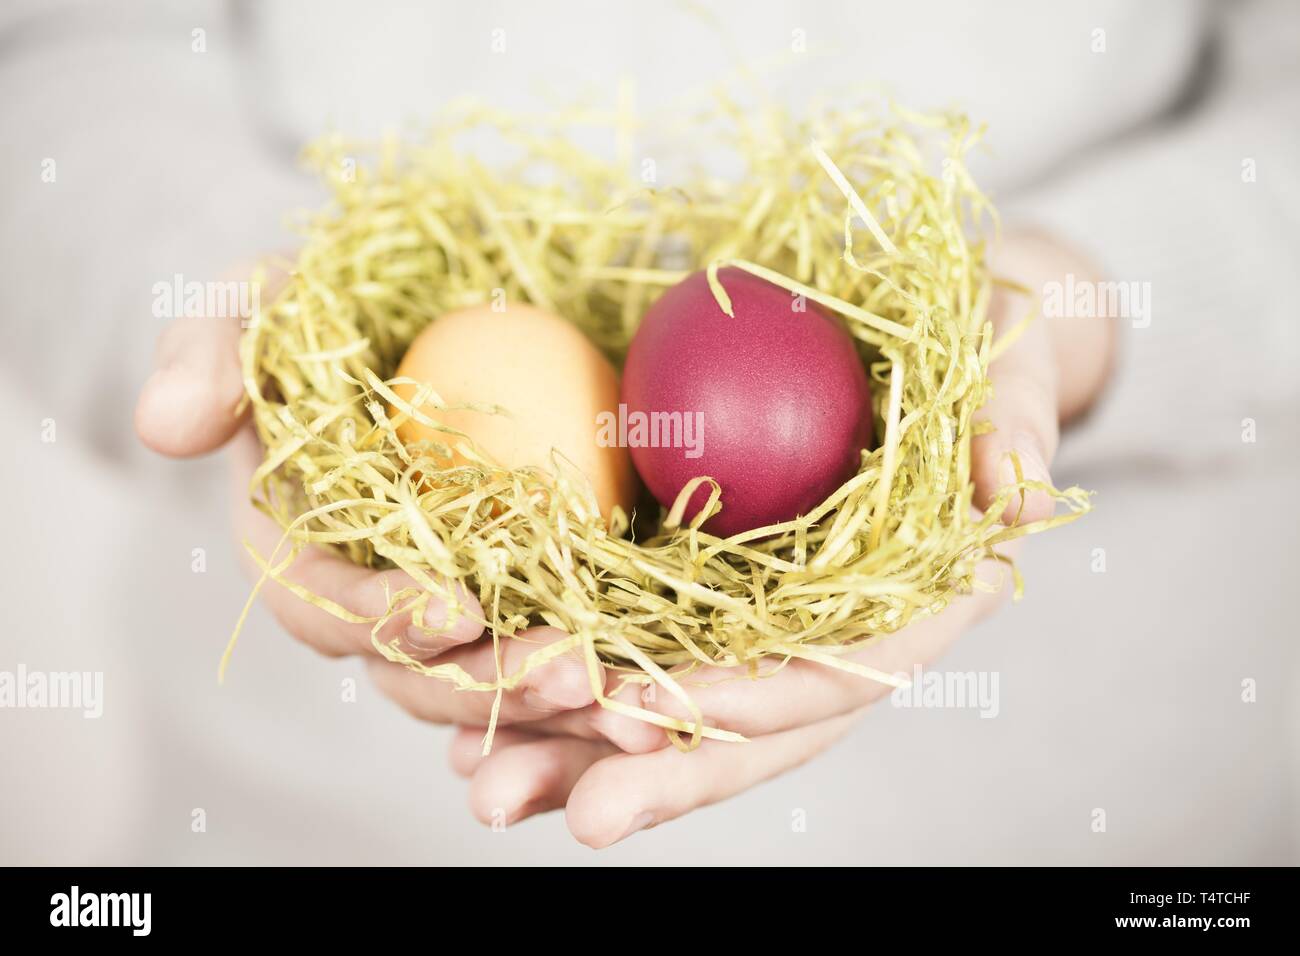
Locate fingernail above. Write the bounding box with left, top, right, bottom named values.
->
left=998, top=439, right=1049, bottom=489
left=404, top=625, right=444, bottom=651
left=405, top=600, right=479, bottom=650
left=617, top=811, right=655, bottom=842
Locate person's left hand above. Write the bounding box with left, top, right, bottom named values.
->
left=428, top=229, right=1115, bottom=847
left=442, top=545, right=1018, bottom=847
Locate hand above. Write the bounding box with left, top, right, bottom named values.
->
left=971, top=229, right=1115, bottom=525
left=442, top=228, right=1116, bottom=846
left=136, top=232, right=1114, bottom=846
left=134, top=272, right=602, bottom=731
left=445, top=548, right=1015, bottom=847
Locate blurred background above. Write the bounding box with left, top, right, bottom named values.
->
left=1, top=0, right=1297, bottom=864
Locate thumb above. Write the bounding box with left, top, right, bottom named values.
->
left=971, top=293, right=1061, bottom=526
left=134, top=314, right=246, bottom=458
left=135, top=262, right=287, bottom=458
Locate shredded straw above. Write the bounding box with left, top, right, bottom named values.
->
left=229, top=95, right=1090, bottom=749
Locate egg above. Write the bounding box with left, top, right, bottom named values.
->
left=391, top=304, right=638, bottom=524
left=621, top=267, right=872, bottom=536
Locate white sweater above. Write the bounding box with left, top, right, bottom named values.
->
left=0, top=0, right=1295, bottom=864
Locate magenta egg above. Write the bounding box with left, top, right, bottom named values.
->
left=621, top=267, right=873, bottom=536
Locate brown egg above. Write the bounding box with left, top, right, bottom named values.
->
left=391, top=303, right=638, bottom=524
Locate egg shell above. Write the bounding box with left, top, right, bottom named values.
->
left=621, top=268, right=872, bottom=536
left=391, top=304, right=638, bottom=524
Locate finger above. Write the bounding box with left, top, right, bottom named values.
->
left=971, top=325, right=1060, bottom=524
left=192, top=261, right=484, bottom=660
left=491, top=703, right=666, bottom=756
left=366, top=626, right=596, bottom=727
left=565, top=710, right=861, bottom=849
left=230, top=427, right=485, bottom=660
left=448, top=726, right=538, bottom=778
left=972, top=287, right=1061, bottom=527
left=466, top=734, right=617, bottom=828
left=135, top=314, right=248, bottom=458
left=582, top=676, right=672, bottom=753
left=137, top=261, right=289, bottom=458
left=631, top=547, right=1021, bottom=740
left=518, top=672, right=687, bottom=754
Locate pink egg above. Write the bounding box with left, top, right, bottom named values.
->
left=621, top=267, right=873, bottom=536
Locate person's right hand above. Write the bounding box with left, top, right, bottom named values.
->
left=134, top=293, right=605, bottom=733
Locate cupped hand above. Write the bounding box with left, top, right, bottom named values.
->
left=445, top=546, right=1017, bottom=847
left=136, top=229, right=1113, bottom=845
left=134, top=279, right=598, bottom=730
left=443, top=228, right=1116, bottom=845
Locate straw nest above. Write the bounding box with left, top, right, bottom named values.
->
left=230, top=96, right=1090, bottom=747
